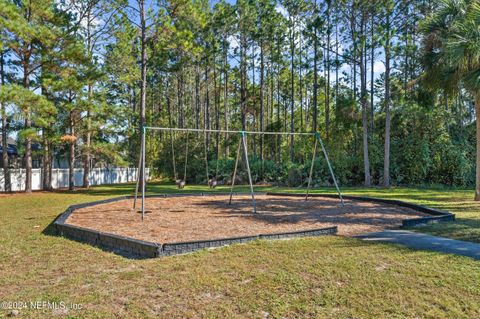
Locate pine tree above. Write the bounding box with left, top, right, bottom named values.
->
left=0, top=0, right=62, bottom=192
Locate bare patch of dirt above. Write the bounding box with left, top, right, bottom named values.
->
left=66, top=194, right=427, bottom=243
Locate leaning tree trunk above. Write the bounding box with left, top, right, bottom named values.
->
left=475, top=96, right=480, bottom=200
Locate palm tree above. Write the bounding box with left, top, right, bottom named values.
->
left=422, top=0, right=480, bottom=200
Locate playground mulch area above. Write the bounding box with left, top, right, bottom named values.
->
left=66, top=194, right=428, bottom=243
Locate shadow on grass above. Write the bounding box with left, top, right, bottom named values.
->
left=51, top=183, right=137, bottom=197
left=413, top=218, right=480, bottom=243
left=42, top=218, right=58, bottom=237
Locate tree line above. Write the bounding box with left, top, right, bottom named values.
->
left=0, top=0, right=479, bottom=198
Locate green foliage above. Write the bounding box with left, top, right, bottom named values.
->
left=1, top=0, right=479, bottom=192
left=0, top=84, right=56, bottom=127
left=421, top=0, right=480, bottom=97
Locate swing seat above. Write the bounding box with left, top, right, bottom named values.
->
left=176, top=179, right=186, bottom=189
left=208, top=178, right=217, bottom=189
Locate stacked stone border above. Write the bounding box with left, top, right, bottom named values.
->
left=53, top=193, right=336, bottom=259
left=267, top=193, right=455, bottom=227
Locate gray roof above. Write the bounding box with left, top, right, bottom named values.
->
left=0, top=136, right=16, bottom=145
left=0, top=136, right=18, bottom=155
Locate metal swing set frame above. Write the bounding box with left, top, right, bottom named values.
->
left=134, top=127, right=344, bottom=220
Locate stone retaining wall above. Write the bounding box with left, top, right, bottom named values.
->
left=160, top=227, right=337, bottom=257
left=54, top=192, right=454, bottom=258
left=53, top=195, right=337, bottom=258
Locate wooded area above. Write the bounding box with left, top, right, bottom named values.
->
left=0, top=0, right=479, bottom=197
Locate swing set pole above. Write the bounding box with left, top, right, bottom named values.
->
left=315, top=132, right=344, bottom=206
left=170, top=128, right=177, bottom=180
left=184, top=131, right=189, bottom=182
left=141, top=126, right=146, bottom=220
left=228, top=132, right=256, bottom=213
left=204, top=130, right=209, bottom=182
left=229, top=138, right=242, bottom=205
left=305, top=136, right=318, bottom=201
left=241, top=132, right=257, bottom=214
left=133, top=136, right=143, bottom=210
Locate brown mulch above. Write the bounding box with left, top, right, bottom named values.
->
left=66, top=194, right=428, bottom=244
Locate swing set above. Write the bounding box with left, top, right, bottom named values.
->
left=134, top=127, right=344, bottom=220
left=169, top=128, right=220, bottom=190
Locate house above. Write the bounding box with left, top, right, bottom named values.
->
left=0, top=136, right=18, bottom=167
left=0, top=136, right=45, bottom=168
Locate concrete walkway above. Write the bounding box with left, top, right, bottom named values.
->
left=355, top=230, right=480, bottom=260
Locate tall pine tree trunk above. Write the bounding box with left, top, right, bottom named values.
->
left=383, top=14, right=392, bottom=187
left=195, top=65, right=200, bottom=129
left=299, top=36, right=303, bottom=131
left=475, top=96, right=480, bottom=200
left=138, top=0, right=147, bottom=189
left=83, top=9, right=92, bottom=188
left=204, top=63, right=210, bottom=143
left=370, top=14, right=375, bottom=133
left=326, top=0, right=331, bottom=140
left=213, top=58, right=220, bottom=165
left=289, top=18, right=295, bottom=161
left=69, top=110, right=75, bottom=191
left=83, top=85, right=92, bottom=188
left=41, top=129, right=52, bottom=191
left=276, top=36, right=281, bottom=162
left=23, top=64, right=32, bottom=193
left=359, top=18, right=371, bottom=186
left=40, top=80, right=51, bottom=191
left=1, top=50, right=10, bottom=192
left=313, top=1, right=318, bottom=132
left=240, top=33, right=247, bottom=131
left=335, top=17, right=339, bottom=114
left=223, top=38, right=229, bottom=157
left=0, top=50, right=10, bottom=192
left=260, top=42, right=265, bottom=163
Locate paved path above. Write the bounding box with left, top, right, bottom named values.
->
left=355, top=230, right=480, bottom=260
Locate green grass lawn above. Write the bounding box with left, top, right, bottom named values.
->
left=0, top=183, right=479, bottom=318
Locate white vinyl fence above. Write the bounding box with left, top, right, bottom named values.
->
left=0, top=168, right=148, bottom=192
